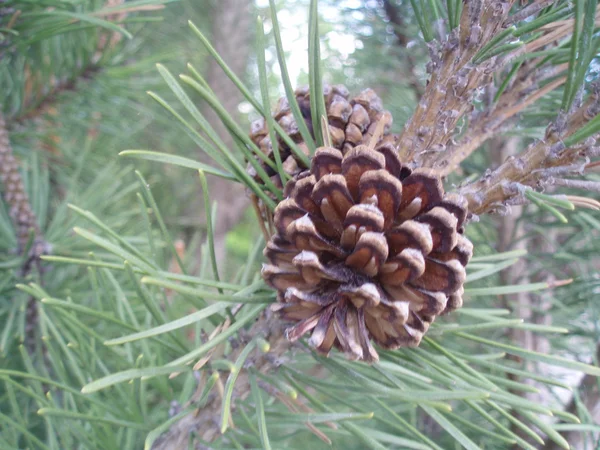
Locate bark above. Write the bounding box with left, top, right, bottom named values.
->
left=460, top=94, right=600, bottom=215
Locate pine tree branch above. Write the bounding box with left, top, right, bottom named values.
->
left=434, top=63, right=567, bottom=176
left=399, top=0, right=598, bottom=182
left=151, top=311, right=293, bottom=450
left=1, top=0, right=150, bottom=121
left=460, top=93, right=600, bottom=215
left=398, top=0, right=517, bottom=166
left=13, top=65, right=102, bottom=124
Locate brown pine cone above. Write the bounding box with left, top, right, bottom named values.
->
left=262, top=142, right=472, bottom=362
left=248, top=85, right=397, bottom=192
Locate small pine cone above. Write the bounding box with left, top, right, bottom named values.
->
left=0, top=113, right=43, bottom=255
left=248, top=85, right=397, bottom=193
left=262, top=143, right=472, bottom=362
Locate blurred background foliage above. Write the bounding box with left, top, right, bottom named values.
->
left=1, top=0, right=599, bottom=449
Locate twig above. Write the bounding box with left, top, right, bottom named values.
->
left=504, top=0, right=559, bottom=26
left=151, top=311, right=293, bottom=449
left=397, top=0, right=518, bottom=166
left=459, top=95, right=600, bottom=215
left=434, top=65, right=567, bottom=175
left=551, top=178, right=600, bottom=193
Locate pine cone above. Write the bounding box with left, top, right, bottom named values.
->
left=0, top=113, right=46, bottom=257
left=248, top=85, right=397, bottom=192
left=262, top=142, right=472, bottom=362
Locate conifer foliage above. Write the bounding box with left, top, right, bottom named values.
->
left=2, top=1, right=600, bottom=449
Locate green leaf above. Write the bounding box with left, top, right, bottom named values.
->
left=221, top=340, right=256, bottom=433
left=470, top=249, right=527, bottom=262
left=187, top=21, right=261, bottom=114
left=421, top=406, right=480, bottom=450
left=269, top=0, right=316, bottom=153
left=104, top=302, right=227, bottom=345
left=256, top=17, right=287, bottom=186
left=36, top=10, right=132, bottom=39
left=562, top=0, right=584, bottom=109
left=135, top=170, right=188, bottom=275
left=140, top=277, right=273, bottom=303
left=554, top=424, right=600, bottom=432
left=266, top=411, right=375, bottom=424
left=41, top=297, right=138, bottom=332
left=72, top=227, right=157, bottom=275
left=144, top=407, right=195, bottom=450
left=466, top=258, right=520, bottom=283
left=457, top=332, right=600, bottom=375
left=198, top=171, right=222, bottom=290
left=308, top=0, right=327, bottom=146
left=521, top=411, right=570, bottom=450
left=465, top=281, right=550, bottom=296
left=526, top=190, right=569, bottom=223
left=364, top=429, right=434, bottom=450
left=81, top=365, right=190, bottom=394
left=0, top=412, right=51, bottom=450
left=38, top=408, right=149, bottom=430
left=249, top=373, right=271, bottom=450
left=166, top=304, right=265, bottom=367
left=177, top=74, right=283, bottom=201
left=459, top=353, right=572, bottom=389
left=341, top=422, right=389, bottom=450
left=119, top=150, right=235, bottom=180
left=466, top=401, right=536, bottom=450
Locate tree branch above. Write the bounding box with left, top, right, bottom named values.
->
left=151, top=311, right=294, bottom=449
left=459, top=94, right=600, bottom=215
left=433, top=63, right=567, bottom=176
left=397, top=0, right=517, bottom=166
